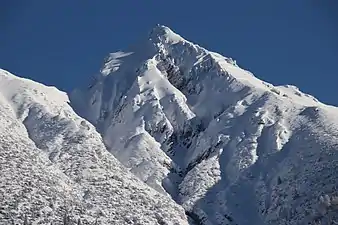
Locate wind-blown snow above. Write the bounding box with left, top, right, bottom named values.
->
left=101, top=51, right=134, bottom=75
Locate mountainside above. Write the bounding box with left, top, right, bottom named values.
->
left=0, top=69, right=188, bottom=224
left=71, top=25, right=338, bottom=225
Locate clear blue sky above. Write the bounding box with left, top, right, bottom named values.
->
left=1, top=1, right=338, bottom=105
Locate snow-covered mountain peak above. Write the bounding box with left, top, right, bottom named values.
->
left=70, top=26, right=338, bottom=225
left=99, top=26, right=267, bottom=95
left=2, top=25, right=336, bottom=225
left=149, top=24, right=184, bottom=44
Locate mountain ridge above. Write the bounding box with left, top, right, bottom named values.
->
left=70, top=25, right=338, bottom=225
left=1, top=25, right=338, bottom=225
left=0, top=68, right=188, bottom=224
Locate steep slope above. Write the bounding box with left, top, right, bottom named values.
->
left=0, top=69, right=189, bottom=225
left=71, top=25, right=338, bottom=225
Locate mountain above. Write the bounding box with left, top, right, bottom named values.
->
left=70, top=25, right=338, bottom=225
left=0, top=69, right=188, bottom=224
left=1, top=25, right=337, bottom=225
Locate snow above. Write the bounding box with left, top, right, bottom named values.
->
left=0, top=69, right=188, bottom=224
left=70, top=25, right=338, bottom=225
left=101, top=51, right=134, bottom=75
left=2, top=24, right=338, bottom=225
left=150, top=25, right=185, bottom=45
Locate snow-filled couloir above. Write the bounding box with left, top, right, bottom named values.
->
left=71, top=25, right=338, bottom=225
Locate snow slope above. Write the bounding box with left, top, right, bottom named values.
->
left=0, top=69, right=189, bottom=225
left=71, top=25, right=338, bottom=225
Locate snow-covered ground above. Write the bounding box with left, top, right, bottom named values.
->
left=1, top=25, right=338, bottom=225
